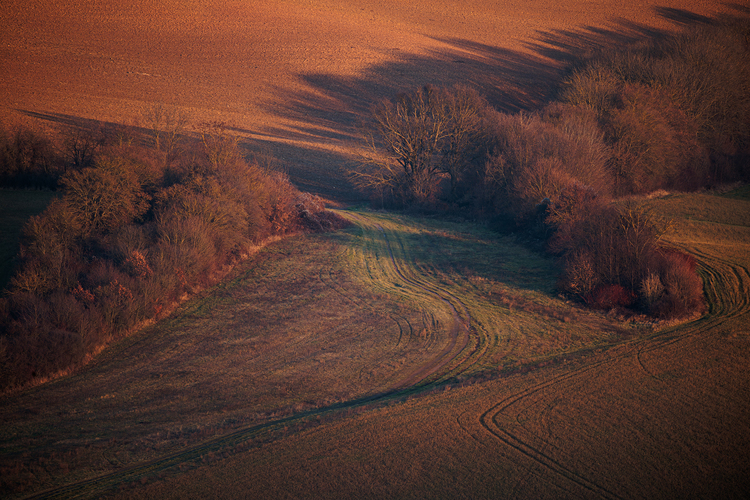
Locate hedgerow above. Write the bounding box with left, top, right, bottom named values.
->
left=355, top=16, right=749, bottom=318
left=0, top=121, right=343, bottom=394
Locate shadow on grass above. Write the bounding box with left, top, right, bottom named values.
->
left=0, top=190, right=58, bottom=290
left=369, top=218, right=559, bottom=294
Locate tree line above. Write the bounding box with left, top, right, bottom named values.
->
left=354, top=16, right=750, bottom=318
left=0, top=114, right=343, bottom=394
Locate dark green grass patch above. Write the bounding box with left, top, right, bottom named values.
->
left=0, top=189, right=56, bottom=290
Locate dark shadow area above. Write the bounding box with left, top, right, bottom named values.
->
left=247, top=138, right=362, bottom=202
left=14, top=110, right=362, bottom=201
left=263, top=4, right=750, bottom=199
left=263, top=40, right=563, bottom=144
left=654, top=6, right=719, bottom=26
left=264, top=14, right=677, bottom=139
left=378, top=224, right=558, bottom=294
left=17, top=110, right=153, bottom=147
left=526, top=19, right=672, bottom=69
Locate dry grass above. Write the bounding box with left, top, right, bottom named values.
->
left=1, top=0, right=749, bottom=498
left=0, top=208, right=647, bottom=498
left=103, top=188, right=750, bottom=500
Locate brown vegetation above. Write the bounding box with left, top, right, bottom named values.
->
left=354, top=85, right=492, bottom=207
left=1, top=1, right=749, bottom=498
left=0, top=122, right=343, bottom=394
left=354, top=17, right=749, bottom=319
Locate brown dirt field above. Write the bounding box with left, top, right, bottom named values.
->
left=0, top=0, right=742, bottom=197
left=2, top=1, right=750, bottom=499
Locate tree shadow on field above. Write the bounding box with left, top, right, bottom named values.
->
left=265, top=4, right=750, bottom=152
left=14, top=5, right=750, bottom=203
left=17, top=110, right=154, bottom=148
left=262, top=4, right=750, bottom=200
left=263, top=40, right=564, bottom=144
left=383, top=224, right=559, bottom=294
left=13, top=109, right=363, bottom=201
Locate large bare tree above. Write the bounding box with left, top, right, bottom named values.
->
left=354, top=85, right=489, bottom=206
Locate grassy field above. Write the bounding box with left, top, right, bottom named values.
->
left=2, top=1, right=749, bottom=498
left=3, top=187, right=749, bottom=498
left=0, top=189, right=56, bottom=290
left=0, top=208, right=641, bottom=497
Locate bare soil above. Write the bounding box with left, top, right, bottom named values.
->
left=0, top=0, right=741, bottom=198
left=2, top=1, right=749, bottom=498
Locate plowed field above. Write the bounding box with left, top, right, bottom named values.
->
left=1, top=1, right=749, bottom=498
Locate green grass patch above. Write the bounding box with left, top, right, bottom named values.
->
left=0, top=189, right=57, bottom=290
left=337, top=209, right=638, bottom=379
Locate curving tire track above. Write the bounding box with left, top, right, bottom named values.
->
left=30, top=211, right=490, bottom=498
left=476, top=357, right=623, bottom=499
left=465, top=239, right=750, bottom=499
left=33, top=209, right=748, bottom=499
left=339, top=211, right=478, bottom=389
left=43, top=211, right=471, bottom=492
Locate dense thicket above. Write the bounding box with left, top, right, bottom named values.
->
left=0, top=121, right=339, bottom=393
left=356, top=17, right=750, bottom=318
left=560, top=17, right=750, bottom=193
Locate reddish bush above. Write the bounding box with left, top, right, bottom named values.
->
left=658, top=247, right=698, bottom=273
left=648, top=248, right=706, bottom=318
left=59, top=158, right=150, bottom=235
left=585, top=284, right=637, bottom=310
left=603, top=84, right=709, bottom=195
left=551, top=198, right=705, bottom=319
left=0, top=117, right=368, bottom=394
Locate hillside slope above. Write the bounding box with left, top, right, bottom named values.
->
left=2, top=1, right=749, bottom=498
left=4, top=191, right=747, bottom=499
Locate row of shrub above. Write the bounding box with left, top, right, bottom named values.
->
left=0, top=122, right=115, bottom=189
left=0, top=121, right=341, bottom=394
left=560, top=16, right=750, bottom=194
left=355, top=15, right=750, bottom=318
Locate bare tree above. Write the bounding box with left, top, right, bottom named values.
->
left=61, top=127, right=103, bottom=172
left=196, top=121, right=242, bottom=173
left=142, top=103, right=189, bottom=164
left=354, top=85, right=489, bottom=206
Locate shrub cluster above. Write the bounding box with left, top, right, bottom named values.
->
left=476, top=104, right=612, bottom=225
left=354, top=84, right=493, bottom=207
left=560, top=17, right=750, bottom=192
left=547, top=189, right=705, bottom=317
left=354, top=17, right=747, bottom=318
left=0, top=122, right=339, bottom=393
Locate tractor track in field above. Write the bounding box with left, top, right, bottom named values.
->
left=460, top=245, right=750, bottom=499
left=342, top=211, right=479, bottom=389
left=29, top=212, right=750, bottom=499
left=378, top=226, right=474, bottom=389
left=473, top=352, right=622, bottom=499
left=28, top=210, right=484, bottom=498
